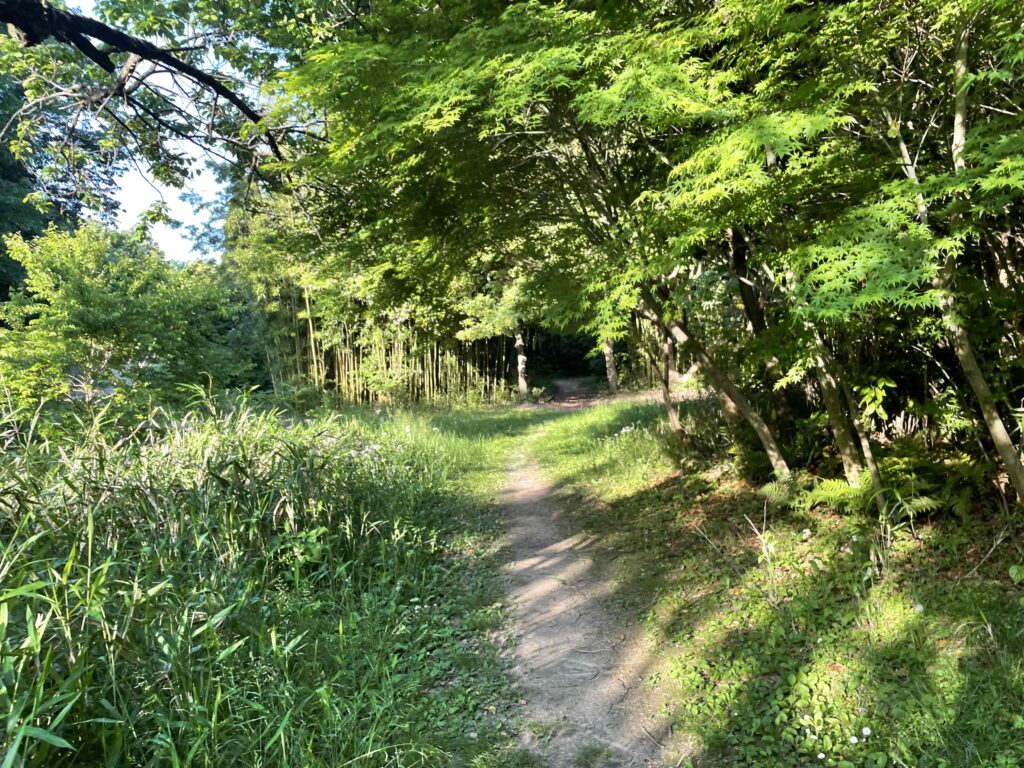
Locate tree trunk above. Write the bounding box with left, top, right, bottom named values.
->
left=943, top=296, right=1024, bottom=500
left=837, top=374, right=888, bottom=516
left=880, top=33, right=1024, bottom=503
left=669, top=320, right=790, bottom=479
left=291, top=292, right=303, bottom=382
left=303, top=288, right=319, bottom=388
left=603, top=338, right=619, bottom=394
left=514, top=329, right=529, bottom=401
left=730, top=227, right=767, bottom=335
left=941, top=30, right=1024, bottom=502
left=639, top=287, right=791, bottom=479
left=731, top=227, right=798, bottom=438
left=812, top=340, right=863, bottom=484
left=660, top=332, right=685, bottom=438
left=809, top=329, right=887, bottom=513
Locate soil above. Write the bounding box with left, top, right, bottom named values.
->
left=501, top=379, right=690, bottom=766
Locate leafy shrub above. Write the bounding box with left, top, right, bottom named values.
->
left=0, top=225, right=263, bottom=424
left=878, top=437, right=993, bottom=521
left=801, top=476, right=873, bottom=515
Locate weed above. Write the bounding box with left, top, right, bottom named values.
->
left=524, top=720, right=560, bottom=743
left=468, top=745, right=545, bottom=768
left=573, top=743, right=612, bottom=767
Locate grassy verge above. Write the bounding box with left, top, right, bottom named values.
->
left=0, top=400, right=540, bottom=767
left=528, top=400, right=1024, bottom=767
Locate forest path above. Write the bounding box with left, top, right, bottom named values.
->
left=501, top=422, right=687, bottom=766
left=545, top=377, right=603, bottom=407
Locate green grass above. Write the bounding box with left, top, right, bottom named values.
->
left=523, top=720, right=560, bottom=743
left=0, top=399, right=550, bottom=767
left=572, top=744, right=612, bottom=767
left=527, top=400, right=1024, bottom=768
left=9, top=394, right=1016, bottom=767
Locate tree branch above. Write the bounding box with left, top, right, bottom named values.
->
left=1, top=0, right=282, bottom=159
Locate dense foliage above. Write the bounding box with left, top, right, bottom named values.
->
left=0, top=225, right=263, bottom=419
left=5, top=2, right=1022, bottom=503
left=254, top=0, right=1024, bottom=499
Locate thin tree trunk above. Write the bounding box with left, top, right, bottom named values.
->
left=603, top=338, right=619, bottom=394
left=943, top=297, right=1024, bottom=499
left=660, top=332, right=685, bottom=438
left=838, top=374, right=888, bottom=516
left=266, top=347, right=279, bottom=396
left=812, top=338, right=863, bottom=484
left=731, top=227, right=797, bottom=437
left=938, top=30, right=1024, bottom=501
left=878, top=33, right=1024, bottom=503
left=668, top=319, right=791, bottom=479
left=515, top=329, right=529, bottom=401
left=291, top=292, right=303, bottom=382
left=808, top=327, right=887, bottom=512
left=730, top=227, right=767, bottom=336
left=303, top=287, right=320, bottom=389
left=639, top=287, right=791, bottom=479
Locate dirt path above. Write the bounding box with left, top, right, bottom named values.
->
left=502, top=448, right=684, bottom=766
left=546, top=377, right=602, bottom=408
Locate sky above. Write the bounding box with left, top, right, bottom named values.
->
left=114, top=160, right=223, bottom=263
left=74, top=0, right=224, bottom=263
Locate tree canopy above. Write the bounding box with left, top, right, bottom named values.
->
left=1, top=0, right=1022, bottom=497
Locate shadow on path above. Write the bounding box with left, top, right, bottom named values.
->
left=502, top=451, right=690, bottom=767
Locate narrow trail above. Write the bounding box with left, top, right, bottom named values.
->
left=501, top=391, right=687, bottom=766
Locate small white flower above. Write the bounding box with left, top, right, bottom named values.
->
left=817, top=754, right=825, bottom=760
left=810, top=734, right=817, bottom=741
left=802, top=528, right=812, bottom=540
left=914, top=603, right=925, bottom=614
left=862, top=726, right=871, bottom=737
left=851, top=535, right=858, bottom=542
left=409, top=597, right=420, bottom=603
left=849, top=735, right=858, bottom=744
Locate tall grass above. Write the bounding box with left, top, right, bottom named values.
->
left=0, top=400, right=512, bottom=767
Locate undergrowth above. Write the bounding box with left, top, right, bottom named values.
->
left=0, top=399, right=533, bottom=767
left=529, top=401, right=1024, bottom=768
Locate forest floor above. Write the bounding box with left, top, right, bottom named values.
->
left=501, top=379, right=690, bottom=767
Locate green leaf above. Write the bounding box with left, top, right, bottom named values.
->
left=17, top=725, right=74, bottom=750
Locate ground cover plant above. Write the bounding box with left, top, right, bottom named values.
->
left=0, top=397, right=538, bottom=767
left=529, top=401, right=1024, bottom=767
